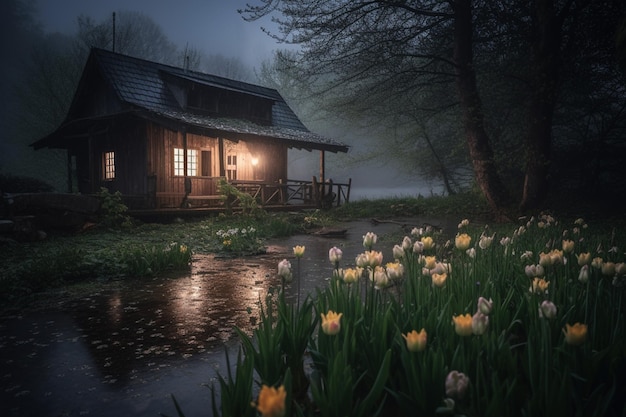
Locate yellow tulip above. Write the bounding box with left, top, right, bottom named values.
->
left=293, top=245, right=305, bottom=258
left=530, top=277, right=550, bottom=294
left=563, top=323, right=588, bottom=346
left=431, top=272, right=447, bottom=288
left=254, top=385, right=286, bottom=417
left=455, top=233, right=471, bottom=250
left=601, top=262, right=616, bottom=277
left=343, top=267, right=360, bottom=284
left=452, top=314, right=473, bottom=336
left=562, top=239, right=575, bottom=253
left=321, top=310, right=343, bottom=335
left=420, top=236, right=435, bottom=250
left=424, top=255, right=437, bottom=270
left=403, top=329, right=427, bottom=352
left=577, top=252, right=591, bottom=266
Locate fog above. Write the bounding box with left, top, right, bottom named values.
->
left=0, top=0, right=442, bottom=199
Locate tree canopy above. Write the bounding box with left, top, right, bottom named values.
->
left=242, top=0, right=626, bottom=216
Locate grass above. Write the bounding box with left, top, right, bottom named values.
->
left=207, top=211, right=626, bottom=417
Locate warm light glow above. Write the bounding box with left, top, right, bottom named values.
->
left=251, top=156, right=259, bottom=166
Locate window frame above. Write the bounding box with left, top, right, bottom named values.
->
left=103, top=151, right=116, bottom=180
left=173, top=147, right=198, bottom=177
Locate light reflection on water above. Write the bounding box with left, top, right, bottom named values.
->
left=0, top=218, right=456, bottom=417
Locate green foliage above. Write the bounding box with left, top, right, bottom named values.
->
left=331, top=192, right=490, bottom=220
left=97, top=187, right=133, bottom=228
left=218, top=178, right=262, bottom=216
left=210, top=214, right=626, bottom=416
left=215, top=225, right=265, bottom=255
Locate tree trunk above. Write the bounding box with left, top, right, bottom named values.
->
left=520, top=0, right=561, bottom=212
left=453, top=0, right=510, bottom=218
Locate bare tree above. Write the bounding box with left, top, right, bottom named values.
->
left=241, top=0, right=625, bottom=216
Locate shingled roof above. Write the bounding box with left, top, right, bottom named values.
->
left=34, top=48, right=349, bottom=153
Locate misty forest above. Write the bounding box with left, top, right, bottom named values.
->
left=2, top=1, right=626, bottom=417
left=1, top=0, right=625, bottom=218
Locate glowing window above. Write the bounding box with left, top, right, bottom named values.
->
left=103, top=151, right=115, bottom=180
left=174, top=148, right=198, bottom=176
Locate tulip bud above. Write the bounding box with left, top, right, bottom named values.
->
left=578, top=265, right=590, bottom=284
left=471, top=311, right=489, bottom=335
left=445, top=371, right=470, bottom=399
left=277, top=259, right=292, bottom=282
left=328, top=246, right=343, bottom=264
left=538, top=300, right=557, bottom=319
left=477, top=297, right=493, bottom=315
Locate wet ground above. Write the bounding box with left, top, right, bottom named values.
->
left=0, top=218, right=457, bottom=417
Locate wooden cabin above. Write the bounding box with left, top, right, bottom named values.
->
left=32, top=48, right=349, bottom=212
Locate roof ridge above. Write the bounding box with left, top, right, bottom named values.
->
left=90, top=47, right=280, bottom=95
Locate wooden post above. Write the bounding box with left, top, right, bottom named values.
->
left=346, top=178, right=352, bottom=204
left=218, top=137, right=225, bottom=177
left=319, top=150, right=325, bottom=198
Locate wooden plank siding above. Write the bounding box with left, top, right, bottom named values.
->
left=145, top=122, right=290, bottom=208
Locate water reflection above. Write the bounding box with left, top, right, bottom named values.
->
left=1, top=218, right=455, bottom=416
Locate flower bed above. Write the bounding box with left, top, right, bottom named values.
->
left=178, top=214, right=626, bottom=417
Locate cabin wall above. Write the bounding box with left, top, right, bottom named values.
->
left=145, top=122, right=289, bottom=207
left=85, top=119, right=147, bottom=199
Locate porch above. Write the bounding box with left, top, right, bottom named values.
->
left=148, top=176, right=352, bottom=211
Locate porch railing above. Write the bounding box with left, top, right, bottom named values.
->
left=153, top=176, right=351, bottom=209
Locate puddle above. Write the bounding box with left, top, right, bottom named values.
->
left=0, top=218, right=456, bottom=417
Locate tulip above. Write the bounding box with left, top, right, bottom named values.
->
left=591, top=256, right=603, bottom=269
left=563, top=322, right=587, bottom=346
left=530, top=277, right=549, bottom=294
left=445, top=370, right=470, bottom=399
left=455, top=233, right=472, bottom=251
left=578, top=265, right=590, bottom=284
left=549, top=249, right=564, bottom=265
left=412, top=241, right=424, bottom=254
left=577, top=252, right=591, bottom=266
left=386, top=262, right=404, bottom=280
left=432, top=272, right=447, bottom=288
left=403, top=329, right=427, bottom=352
left=478, top=234, right=494, bottom=250
left=432, top=262, right=450, bottom=275
left=562, top=239, right=575, bottom=253
left=365, top=250, right=383, bottom=268
left=293, top=245, right=305, bottom=258
left=601, top=262, right=616, bottom=277
left=328, top=246, right=343, bottom=265
left=616, top=262, right=626, bottom=276
left=392, top=244, right=404, bottom=260
left=471, top=312, right=489, bottom=335
left=458, top=219, right=470, bottom=228
left=371, top=266, right=390, bottom=289
left=421, top=236, right=435, bottom=250
left=452, top=314, right=473, bottom=336
left=538, top=300, right=557, bottom=319
left=343, top=267, right=360, bottom=284
left=362, top=232, right=377, bottom=249
left=466, top=248, right=476, bottom=258
left=255, top=385, right=286, bottom=417
left=321, top=310, right=343, bottom=335
left=277, top=259, right=292, bottom=282
left=477, top=297, right=493, bottom=315
left=424, top=255, right=437, bottom=270
left=355, top=253, right=369, bottom=268
left=525, top=264, right=545, bottom=278
left=539, top=252, right=552, bottom=267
